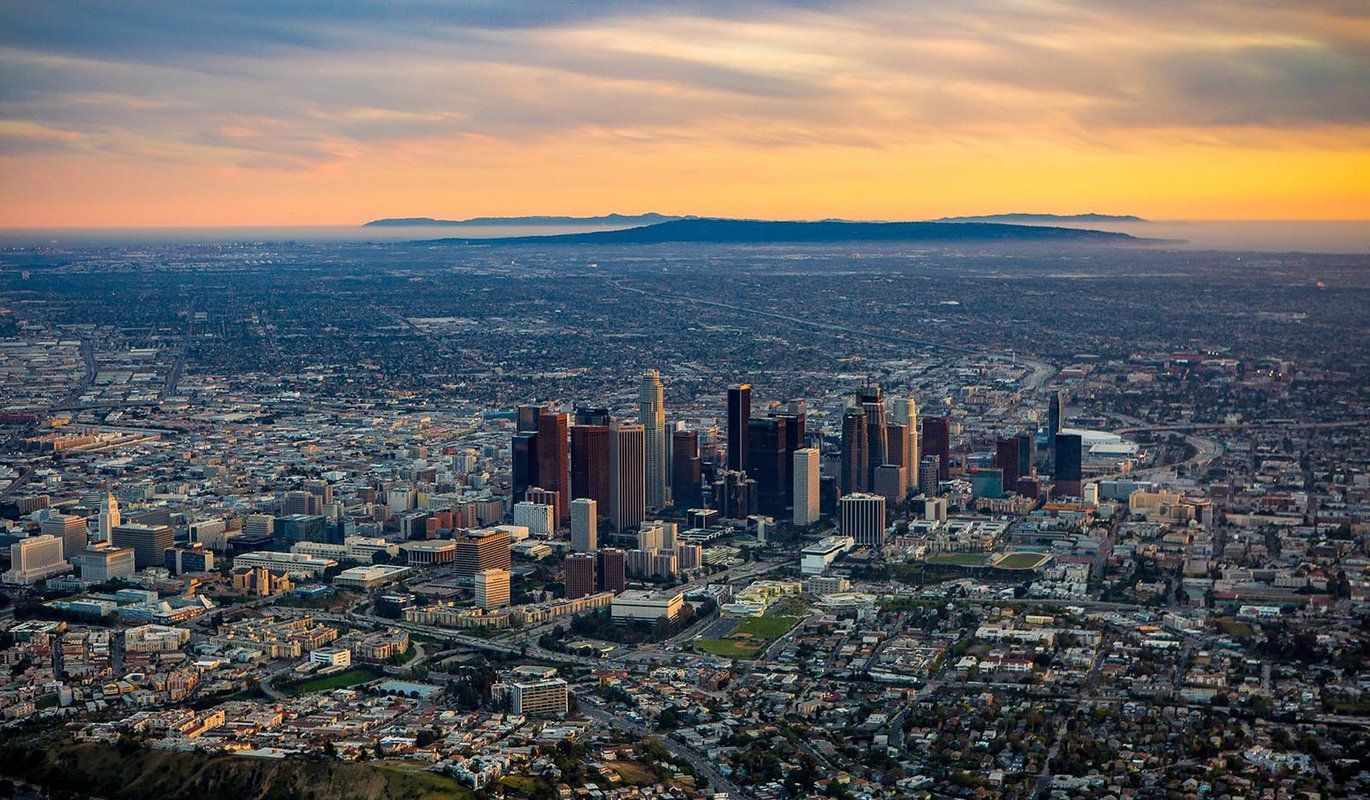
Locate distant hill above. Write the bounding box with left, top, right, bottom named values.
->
left=363, top=212, right=679, bottom=227
left=935, top=213, right=1147, bottom=224
left=436, top=218, right=1140, bottom=245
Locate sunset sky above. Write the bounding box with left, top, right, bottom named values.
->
left=1, top=1, right=1367, bottom=227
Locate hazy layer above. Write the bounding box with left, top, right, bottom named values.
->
left=0, top=220, right=1365, bottom=254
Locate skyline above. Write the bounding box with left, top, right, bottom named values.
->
left=2, top=1, right=1369, bottom=227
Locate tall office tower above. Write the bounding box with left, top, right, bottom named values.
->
left=2, top=535, right=70, bottom=585
left=873, top=464, right=907, bottom=505
left=574, top=406, right=611, bottom=426
left=889, top=396, right=919, bottom=473
left=670, top=430, right=702, bottom=508
left=726, top=384, right=751, bottom=472
left=536, top=412, right=570, bottom=524
left=511, top=431, right=539, bottom=501
left=840, top=407, right=868, bottom=493
left=770, top=406, right=805, bottom=507
left=111, top=523, right=174, bottom=569
left=1016, top=432, right=1035, bottom=481
left=885, top=422, right=909, bottom=469
left=638, top=370, right=667, bottom=509
left=922, top=416, right=952, bottom=481
left=712, top=470, right=758, bottom=519
left=40, top=514, right=88, bottom=559
left=570, top=498, right=598, bottom=552
left=840, top=493, right=887, bottom=547
left=1053, top=433, right=1084, bottom=497
left=597, top=548, right=627, bottom=592
left=792, top=448, right=821, bottom=526
left=919, top=455, right=940, bottom=496
left=564, top=553, right=598, bottom=599
left=453, top=528, right=512, bottom=580
left=1047, top=390, right=1065, bottom=436
left=746, top=416, right=789, bottom=516
left=474, top=568, right=511, bottom=610
left=609, top=423, right=646, bottom=531
left=858, top=387, right=888, bottom=489
left=516, top=404, right=546, bottom=433
left=97, top=492, right=120, bottom=543
left=995, top=436, right=1022, bottom=491
left=570, top=423, right=611, bottom=506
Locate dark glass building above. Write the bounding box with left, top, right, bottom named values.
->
left=1053, top=432, right=1084, bottom=496
left=726, top=384, right=751, bottom=472
left=511, top=431, right=539, bottom=502
left=670, top=429, right=702, bottom=509
left=995, top=436, right=1021, bottom=491
left=922, top=416, right=952, bottom=481
left=858, top=388, right=887, bottom=489
left=570, top=424, right=611, bottom=506
left=840, top=407, right=867, bottom=493
left=747, top=416, right=789, bottom=516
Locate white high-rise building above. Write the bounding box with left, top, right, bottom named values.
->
left=513, top=501, right=555, bottom=538
left=889, top=397, right=919, bottom=478
left=793, top=448, right=821, bottom=526
left=569, top=498, right=597, bottom=552
left=839, top=493, right=887, bottom=548
left=2, top=535, right=71, bottom=585
left=97, top=492, right=120, bottom=544
left=474, top=567, right=511, bottom=610
left=638, top=369, right=667, bottom=509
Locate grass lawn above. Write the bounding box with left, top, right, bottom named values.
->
left=994, top=552, right=1049, bottom=570
left=925, top=552, right=989, bottom=567
left=280, top=666, right=382, bottom=696
left=734, top=614, right=798, bottom=639
left=1213, top=618, right=1255, bottom=640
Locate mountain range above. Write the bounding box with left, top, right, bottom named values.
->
left=431, top=217, right=1141, bottom=245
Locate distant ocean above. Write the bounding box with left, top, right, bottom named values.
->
left=0, top=220, right=1365, bottom=254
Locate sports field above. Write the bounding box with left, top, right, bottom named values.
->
left=696, top=609, right=801, bottom=659
left=993, top=551, right=1051, bottom=570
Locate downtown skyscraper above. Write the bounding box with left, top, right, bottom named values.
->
left=638, top=369, right=667, bottom=509
left=889, top=396, right=919, bottom=479
left=610, top=423, right=646, bottom=532
left=726, top=384, right=751, bottom=473
left=536, top=411, right=570, bottom=524
left=858, top=387, right=888, bottom=489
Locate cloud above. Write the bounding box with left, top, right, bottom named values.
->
left=0, top=0, right=1365, bottom=175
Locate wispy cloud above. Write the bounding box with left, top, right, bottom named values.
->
left=0, top=0, right=1365, bottom=222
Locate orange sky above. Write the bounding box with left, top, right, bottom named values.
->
left=1, top=1, right=1367, bottom=226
